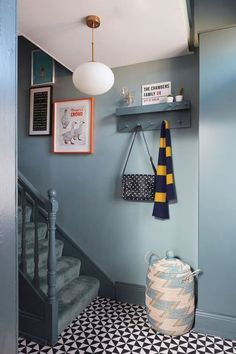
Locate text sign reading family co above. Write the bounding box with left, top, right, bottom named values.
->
left=142, top=81, right=171, bottom=105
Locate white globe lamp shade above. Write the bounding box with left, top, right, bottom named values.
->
left=72, top=61, right=114, bottom=95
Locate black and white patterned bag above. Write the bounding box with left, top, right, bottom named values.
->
left=122, top=127, right=156, bottom=201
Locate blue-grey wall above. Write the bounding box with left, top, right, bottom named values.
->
left=0, top=0, right=18, bottom=353
left=194, top=0, right=236, bottom=44
left=18, top=36, right=199, bottom=286
left=197, top=26, right=236, bottom=338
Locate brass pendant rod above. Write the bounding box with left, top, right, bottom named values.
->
left=92, top=27, right=94, bottom=62
left=86, top=15, right=100, bottom=63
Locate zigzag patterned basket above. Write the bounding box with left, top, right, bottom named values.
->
left=145, top=250, right=195, bottom=336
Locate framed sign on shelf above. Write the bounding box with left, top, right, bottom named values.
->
left=29, top=86, right=52, bottom=136
left=31, top=49, right=55, bottom=86
left=53, top=98, right=94, bottom=154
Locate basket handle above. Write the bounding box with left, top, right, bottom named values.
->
left=176, top=269, right=202, bottom=282
left=144, top=251, right=160, bottom=265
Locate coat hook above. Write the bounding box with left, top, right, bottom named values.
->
left=136, top=123, right=142, bottom=130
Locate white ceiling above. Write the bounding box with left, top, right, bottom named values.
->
left=18, top=0, right=190, bottom=71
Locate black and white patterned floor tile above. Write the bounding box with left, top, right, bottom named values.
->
left=18, top=297, right=236, bottom=354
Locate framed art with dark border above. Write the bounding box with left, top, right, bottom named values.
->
left=53, top=98, right=94, bottom=154
left=29, top=86, right=52, bottom=136
left=31, top=49, right=55, bottom=86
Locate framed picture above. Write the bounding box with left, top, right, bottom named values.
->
left=31, top=49, right=55, bottom=86
left=53, top=98, right=94, bottom=154
left=29, top=86, right=52, bottom=136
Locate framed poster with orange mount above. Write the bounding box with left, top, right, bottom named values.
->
left=53, top=97, right=94, bottom=154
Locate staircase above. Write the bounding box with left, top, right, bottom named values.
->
left=18, top=172, right=114, bottom=346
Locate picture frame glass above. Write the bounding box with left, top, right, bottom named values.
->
left=29, top=86, right=52, bottom=135
left=32, top=49, right=55, bottom=86
left=53, top=98, right=94, bottom=154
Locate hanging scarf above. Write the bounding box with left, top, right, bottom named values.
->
left=152, top=120, right=176, bottom=219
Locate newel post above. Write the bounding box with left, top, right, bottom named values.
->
left=47, top=189, right=59, bottom=303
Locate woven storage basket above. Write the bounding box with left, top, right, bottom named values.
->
left=145, top=250, right=195, bottom=336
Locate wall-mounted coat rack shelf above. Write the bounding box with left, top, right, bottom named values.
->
left=116, top=100, right=191, bottom=132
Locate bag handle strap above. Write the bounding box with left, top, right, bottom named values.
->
left=122, top=126, right=156, bottom=176
left=140, top=129, right=156, bottom=174
left=122, top=127, right=138, bottom=176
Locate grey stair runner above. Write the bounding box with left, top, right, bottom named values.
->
left=58, top=275, right=100, bottom=334
left=29, top=256, right=82, bottom=294
left=18, top=206, right=100, bottom=337
left=18, top=222, right=48, bottom=249
left=19, top=238, right=64, bottom=275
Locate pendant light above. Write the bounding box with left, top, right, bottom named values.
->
left=72, top=15, right=115, bottom=96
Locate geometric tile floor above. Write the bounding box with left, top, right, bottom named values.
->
left=18, top=297, right=236, bottom=354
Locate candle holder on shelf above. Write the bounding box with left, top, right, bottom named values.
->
left=121, top=87, right=135, bottom=106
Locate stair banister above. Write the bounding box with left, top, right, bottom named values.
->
left=18, top=171, right=48, bottom=209
left=46, top=189, right=58, bottom=303
left=20, top=189, right=27, bottom=273
left=33, top=202, right=40, bottom=288
left=18, top=172, right=107, bottom=345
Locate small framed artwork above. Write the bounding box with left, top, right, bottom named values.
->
left=31, top=49, right=55, bottom=86
left=53, top=98, right=94, bottom=154
left=29, top=86, right=52, bottom=136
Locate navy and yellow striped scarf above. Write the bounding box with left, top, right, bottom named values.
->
left=152, top=120, right=176, bottom=219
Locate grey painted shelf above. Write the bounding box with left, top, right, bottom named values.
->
left=116, top=100, right=191, bottom=132
left=116, top=100, right=190, bottom=116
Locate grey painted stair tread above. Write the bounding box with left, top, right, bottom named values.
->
left=29, top=256, right=81, bottom=294
left=18, top=222, right=47, bottom=249
left=19, top=239, right=64, bottom=274
left=58, top=276, right=100, bottom=334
